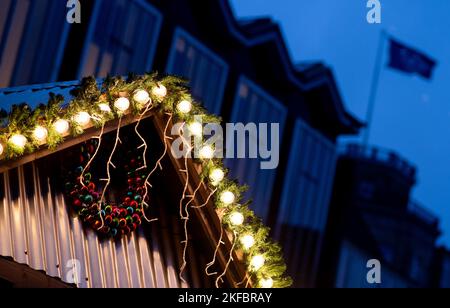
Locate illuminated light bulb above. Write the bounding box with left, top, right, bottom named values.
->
left=220, top=191, right=235, bottom=205
left=260, top=278, right=273, bottom=288
left=209, top=168, right=225, bottom=185
left=33, top=126, right=48, bottom=142
left=0, top=144, right=4, bottom=155
left=188, top=122, right=203, bottom=137
left=114, top=97, right=130, bottom=112
left=199, top=145, right=214, bottom=159
left=177, top=100, right=192, bottom=114
left=9, top=134, right=27, bottom=149
left=229, top=212, right=244, bottom=226
left=74, top=112, right=91, bottom=126
left=152, top=84, right=167, bottom=98
left=240, top=234, right=255, bottom=250
left=133, top=90, right=151, bottom=106
left=53, top=119, right=70, bottom=135
left=250, top=255, right=265, bottom=271
left=98, top=103, right=111, bottom=113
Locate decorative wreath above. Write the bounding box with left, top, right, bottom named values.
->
left=64, top=138, right=148, bottom=238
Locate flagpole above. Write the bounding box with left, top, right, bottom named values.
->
left=362, top=29, right=388, bottom=146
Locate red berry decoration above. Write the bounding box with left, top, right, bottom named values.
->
left=119, top=208, right=127, bottom=218
left=122, top=226, right=131, bottom=235
left=126, top=215, right=133, bottom=225
left=88, top=144, right=95, bottom=154
left=84, top=195, right=94, bottom=204
left=92, top=220, right=102, bottom=230
left=100, top=226, right=110, bottom=234
left=105, top=215, right=113, bottom=225
left=111, top=218, right=119, bottom=228
left=88, top=182, right=96, bottom=191
left=86, top=215, right=95, bottom=224
left=119, top=218, right=127, bottom=228
left=73, top=199, right=82, bottom=208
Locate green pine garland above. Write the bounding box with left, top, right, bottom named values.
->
left=0, top=73, right=292, bottom=288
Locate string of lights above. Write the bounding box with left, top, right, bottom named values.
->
left=215, top=231, right=237, bottom=288
left=206, top=220, right=225, bottom=276
left=178, top=124, right=194, bottom=283
left=133, top=100, right=157, bottom=224
left=98, top=117, right=123, bottom=230
left=80, top=123, right=105, bottom=188
left=141, top=112, right=173, bottom=223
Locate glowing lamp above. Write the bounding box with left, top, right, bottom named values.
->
left=220, top=191, right=235, bottom=205
left=177, top=100, right=192, bottom=114
left=199, top=145, right=214, bottom=159
left=133, top=90, right=151, bottom=106
left=114, top=97, right=130, bottom=112
left=240, top=234, right=255, bottom=250
left=152, top=84, right=167, bottom=98
left=229, top=212, right=244, bottom=226
left=98, top=103, right=111, bottom=113
left=53, top=119, right=70, bottom=135
left=209, top=168, right=225, bottom=185
left=33, top=126, right=48, bottom=142
left=260, top=278, right=273, bottom=288
left=250, top=255, right=265, bottom=271
left=74, top=112, right=91, bottom=126
left=9, top=134, right=27, bottom=149
left=188, top=122, right=203, bottom=137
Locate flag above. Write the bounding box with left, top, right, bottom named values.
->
left=388, top=39, right=436, bottom=80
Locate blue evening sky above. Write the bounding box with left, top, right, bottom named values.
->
left=231, top=0, right=450, bottom=246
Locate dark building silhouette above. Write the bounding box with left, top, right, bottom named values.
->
left=321, top=144, right=442, bottom=287
left=433, top=247, right=450, bottom=288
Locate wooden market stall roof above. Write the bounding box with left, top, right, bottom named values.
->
left=0, top=109, right=247, bottom=287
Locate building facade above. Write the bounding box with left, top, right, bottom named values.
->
left=321, top=144, right=442, bottom=288
left=0, top=0, right=363, bottom=287
left=433, top=247, right=450, bottom=288
left=0, top=0, right=70, bottom=86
